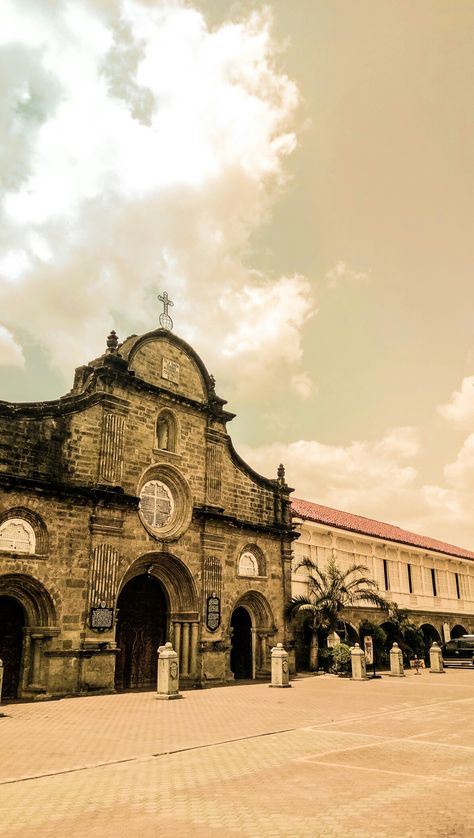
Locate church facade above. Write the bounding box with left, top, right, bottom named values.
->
left=0, top=322, right=295, bottom=700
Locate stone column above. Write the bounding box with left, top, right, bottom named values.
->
left=258, top=634, right=267, bottom=672
left=181, top=623, right=190, bottom=677
left=190, top=622, right=199, bottom=677
left=29, top=634, right=44, bottom=689
left=269, top=643, right=291, bottom=688
left=429, top=642, right=445, bottom=674
left=0, top=659, right=3, bottom=704
left=173, top=621, right=181, bottom=666
left=389, top=642, right=405, bottom=677
left=251, top=629, right=257, bottom=680
left=350, top=643, right=368, bottom=681
left=156, top=643, right=182, bottom=700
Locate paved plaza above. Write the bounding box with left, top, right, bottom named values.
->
left=0, top=669, right=473, bottom=837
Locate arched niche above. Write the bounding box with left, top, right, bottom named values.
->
left=156, top=409, right=178, bottom=453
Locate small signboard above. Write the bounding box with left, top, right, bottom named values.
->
left=206, top=595, right=220, bottom=632
left=90, top=605, right=114, bottom=632
left=364, top=635, right=374, bottom=665
left=162, top=357, right=180, bottom=385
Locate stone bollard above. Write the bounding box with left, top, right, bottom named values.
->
left=269, top=643, right=291, bottom=688
left=350, top=643, right=368, bottom=681
left=389, top=642, right=405, bottom=677
left=0, top=659, right=3, bottom=704
left=156, top=642, right=182, bottom=700
left=429, top=641, right=445, bottom=674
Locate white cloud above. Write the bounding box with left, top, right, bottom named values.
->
left=325, top=260, right=370, bottom=290
left=437, top=376, right=474, bottom=428
left=0, top=326, right=25, bottom=368
left=240, top=426, right=420, bottom=517
left=241, top=425, right=474, bottom=549
left=0, top=0, right=314, bottom=397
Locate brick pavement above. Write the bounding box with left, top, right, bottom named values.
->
left=0, top=670, right=473, bottom=837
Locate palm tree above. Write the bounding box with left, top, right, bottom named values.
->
left=286, top=556, right=388, bottom=670
left=385, top=602, right=424, bottom=663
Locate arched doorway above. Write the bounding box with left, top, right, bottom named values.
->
left=230, top=606, right=252, bottom=679
left=0, top=595, right=25, bottom=699
left=115, top=574, right=167, bottom=690
left=451, top=624, right=468, bottom=639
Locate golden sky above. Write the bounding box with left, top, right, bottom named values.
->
left=1, top=0, right=473, bottom=547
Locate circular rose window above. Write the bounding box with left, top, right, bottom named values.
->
left=140, top=480, right=175, bottom=528
left=138, top=465, right=192, bottom=541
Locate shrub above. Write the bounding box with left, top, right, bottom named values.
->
left=331, top=643, right=352, bottom=675
left=317, top=647, right=334, bottom=672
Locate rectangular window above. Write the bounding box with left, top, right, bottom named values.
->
left=383, top=559, right=390, bottom=591
left=431, top=568, right=437, bottom=597
left=455, top=573, right=461, bottom=599
left=407, top=563, right=413, bottom=594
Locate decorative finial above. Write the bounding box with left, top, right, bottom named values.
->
left=277, top=463, right=286, bottom=485
left=106, top=329, right=119, bottom=354
left=158, top=290, right=174, bottom=331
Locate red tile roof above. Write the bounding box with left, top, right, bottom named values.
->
left=291, top=497, right=474, bottom=562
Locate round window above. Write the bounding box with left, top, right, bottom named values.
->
left=137, top=465, right=192, bottom=542
left=139, top=480, right=175, bottom=529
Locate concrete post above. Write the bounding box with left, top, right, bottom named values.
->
left=429, top=641, right=445, bottom=674
left=156, top=642, right=182, bottom=700
left=389, top=642, right=405, bottom=677
left=269, top=643, right=291, bottom=688
left=350, top=643, right=368, bottom=681
left=0, top=659, right=3, bottom=704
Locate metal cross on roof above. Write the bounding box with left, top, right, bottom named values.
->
left=158, top=290, right=174, bottom=331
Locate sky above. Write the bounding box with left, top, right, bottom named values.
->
left=1, top=0, right=473, bottom=548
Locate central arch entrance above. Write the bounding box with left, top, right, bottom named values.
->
left=230, top=606, right=252, bottom=679
left=0, top=595, right=25, bottom=699
left=115, top=574, right=167, bottom=690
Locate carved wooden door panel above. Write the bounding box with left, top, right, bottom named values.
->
left=0, top=596, right=24, bottom=698
left=115, top=576, right=166, bottom=690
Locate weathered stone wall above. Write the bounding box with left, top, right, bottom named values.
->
left=0, top=329, right=294, bottom=697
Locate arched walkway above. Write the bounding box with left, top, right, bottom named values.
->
left=115, top=574, right=167, bottom=690
left=420, top=623, right=441, bottom=663
left=451, top=624, right=468, bottom=639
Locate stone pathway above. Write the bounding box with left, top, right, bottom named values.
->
left=0, top=670, right=473, bottom=836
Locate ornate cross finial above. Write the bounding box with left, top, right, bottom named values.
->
left=158, top=290, right=174, bottom=331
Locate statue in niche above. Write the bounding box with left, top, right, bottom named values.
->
left=157, top=416, right=170, bottom=450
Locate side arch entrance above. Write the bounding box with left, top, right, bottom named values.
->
left=115, top=574, right=167, bottom=690
left=0, top=573, right=58, bottom=699
left=230, top=591, right=276, bottom=680
left=0, top=596, right=25, bottom=699
left=230, top=606, right=252, bottom=679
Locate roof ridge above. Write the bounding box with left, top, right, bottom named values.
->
left=291, top=497, right=474, bottom=561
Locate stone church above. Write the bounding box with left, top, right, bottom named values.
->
left=0, top=306, right=295, bottom=700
